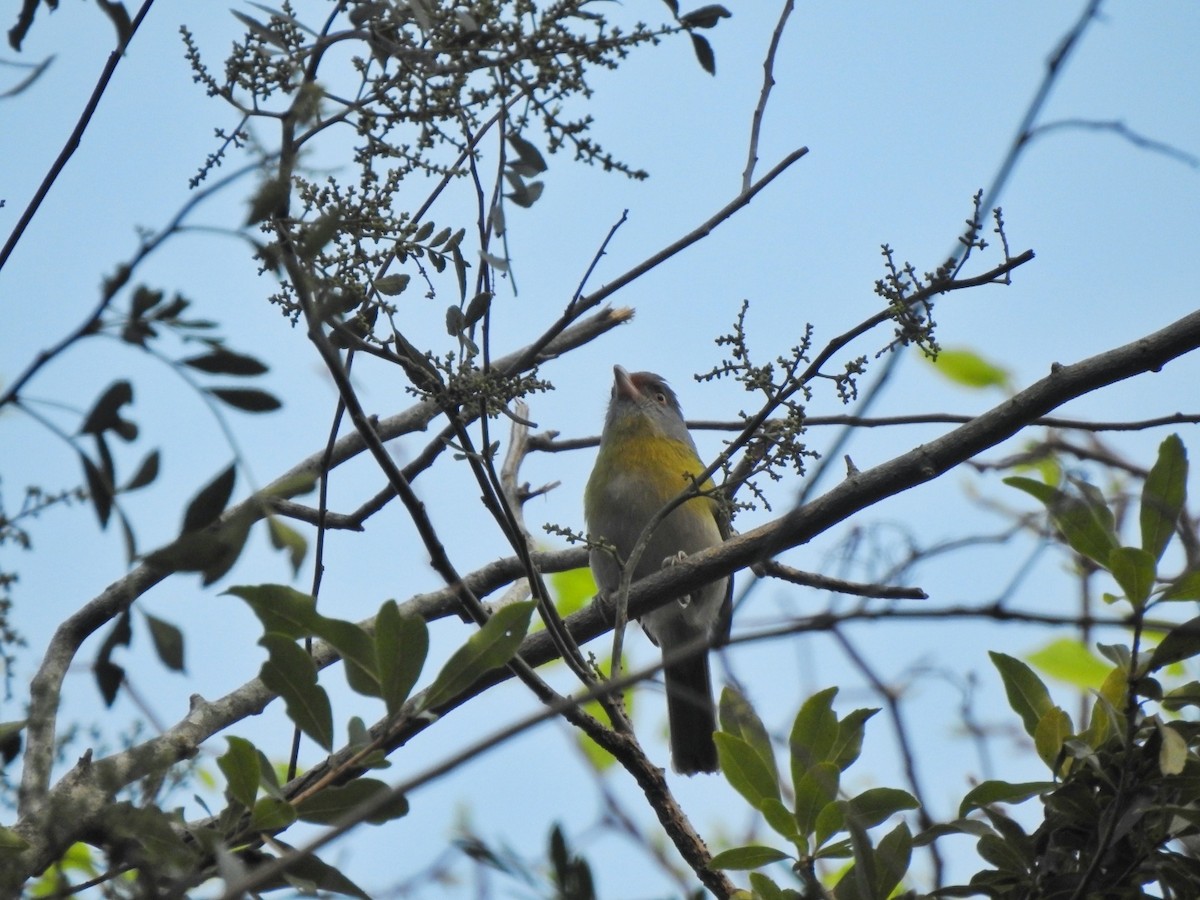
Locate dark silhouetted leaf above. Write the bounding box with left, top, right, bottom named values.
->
left=1148, top=616, right=1200, bottom=672
left=144, top=611, right=185, bottom=672
left=690, top=32, right=715, bottom=74
left=507, top=133, right=548, bottom=174
left=680, top=4, right=731, bottom=29
left=95, top=659, right=124, bottom=707
left=375, top=274, right=411, bottom=295
left=182, top=348, right=269, bottom=376
left=182, top=464, right=236, bottom=533
left=79, top=452, right=114, bottom=528
left=124, top=449, right=160, bottom=491
left=207, top=388, right=281, bottom=413
left=80, top=381, right=134, bottom=436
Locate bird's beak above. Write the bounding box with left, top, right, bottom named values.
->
left=613, top=365, right=640, bottom=401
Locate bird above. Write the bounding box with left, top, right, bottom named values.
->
left=584, top=365, right=731, bottom=774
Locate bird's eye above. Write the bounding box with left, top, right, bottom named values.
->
left=655, top=392, right=667, bottom=405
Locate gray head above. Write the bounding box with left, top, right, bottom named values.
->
left=602, top=365, right=694, bottom=446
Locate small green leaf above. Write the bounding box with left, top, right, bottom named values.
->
left=1141, top=434, right=1187, bottom=561
left=871, top=821, right=912, bottom=899
left=143, top=611, right=185, bottom=672
left=549, top=567, right=597, bottom=619
left=830, top=707, right=878, bottom=772
left=422, top=602, right=534, bottom=710
left=794, top=761, right=839, bottom=840
left=843, top=787, right=919, bottom=831
left=1162, top=570, right=1200, bottom=601
left=1148, top=616, right=1200, bottom=672
left=279, top=852, right=370, bottom=899
left=1033, top=706, right=1073, bottom=772
left=259, top=634, right=334, bottom=751
left=715, top=732, right=781, bottom=810
left=789, top=687, right=840, bottom=775
left=312, top=617, right=379, bottom=698
left=1004, top=477, right=1118, bottom=567
left=1025, top=638, right=1111, bottom=689
left=989, top=651, right=1055, bottom=738
left=267, top=516, right=307, bottom=575
left=708, top=845, right=792, bottom=870
left=375, top=274, right=411, bottom=295
left=226, top=584, right=320, bottom=639
left=250, top=796, right=297, bottom=831
left=296, top=778, right=409, bottom=825
left=1157, top=718, right=1188, bottom=775
left=958, top=780, right=1056, bottom=818
left=748, top=872, right=789, bottom=900
left=925, top=347, right=1010, bottom=390
left=375, top=601, right=428, bottom=718
left=719, top=686, right=778, bottom=784
left=1109, top=546, right=1156, bottom=608
left=182, top=464, right=236, bottom=533
left=218, top=736, right=261, bottom=809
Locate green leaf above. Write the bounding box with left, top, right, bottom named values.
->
left=245, top=176, right=289, bottom=225
left=1157, top=718, right=1188, bottom=775
left=143, top=611, right=185, bottom=672
left=989, top=651, right=1055, bottom=738
left=375, top=601, right=428, bottom=718
left=1162, top=570, right=1200, bottom=601
left=715, top=732, right=782, bottom=810
left=748, top=872, right=790, bottom=900
left=708, top=844, right=792, bottom=870
left=1033, top=706, right=1073, bottom=772
left=1109, top=546, right=1156, bottom=608
left=549, top=566, right=597, bottom=619
left=107, top=804, right=197, bottom=869
left=279, top=852, right=370, bottom=899
left=310, top=617, right=379, bottom=698
left=296, top=778, right=409, bottom=825
left=250, top=796, right=297, bottom=831
left=181, top=348, right=268, bottom=376
left=1004, top=476, right=1118, bottom=567
left=422, top=602, right=534, bottom=710
left=218, top=736, right=260, bottom=809
left=794, top=761, right=839, bottom=840
left=207, top=387, right=282, bottom=413
left=259, top=634, right=334, bottom=751
left=719, top=686, right=778, bottom=784
left=182, top=463, right=236, bottom=533
left=375, top=274, right=411, bottom=295
left=760, top=797, right=801, bottom=841
left=1141, top=434, right=1187, bottom=561
left=1025, top=637, right=1111, bottom=689
left=871, top=821, right=912, bottom=899
left=843, top=787, right=919, bottom=831
left=790, top=687, right=840, bottom=778
left=1148, top=616, right=1200, bottom=672
left=958, top=780, right=1056, bottom=818
left=267, top=516, right=307, bottom=575
left=925, top=347, right=1010, bottom=390
left=227, top=584, right=320, bottom=639
left=830, top=707, right=878, bottom=772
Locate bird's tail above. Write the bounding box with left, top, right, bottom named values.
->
left=663, top=651, right=718, bottom=775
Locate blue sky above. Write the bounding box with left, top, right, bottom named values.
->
left=3, top=1, right=1200, bottom=895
